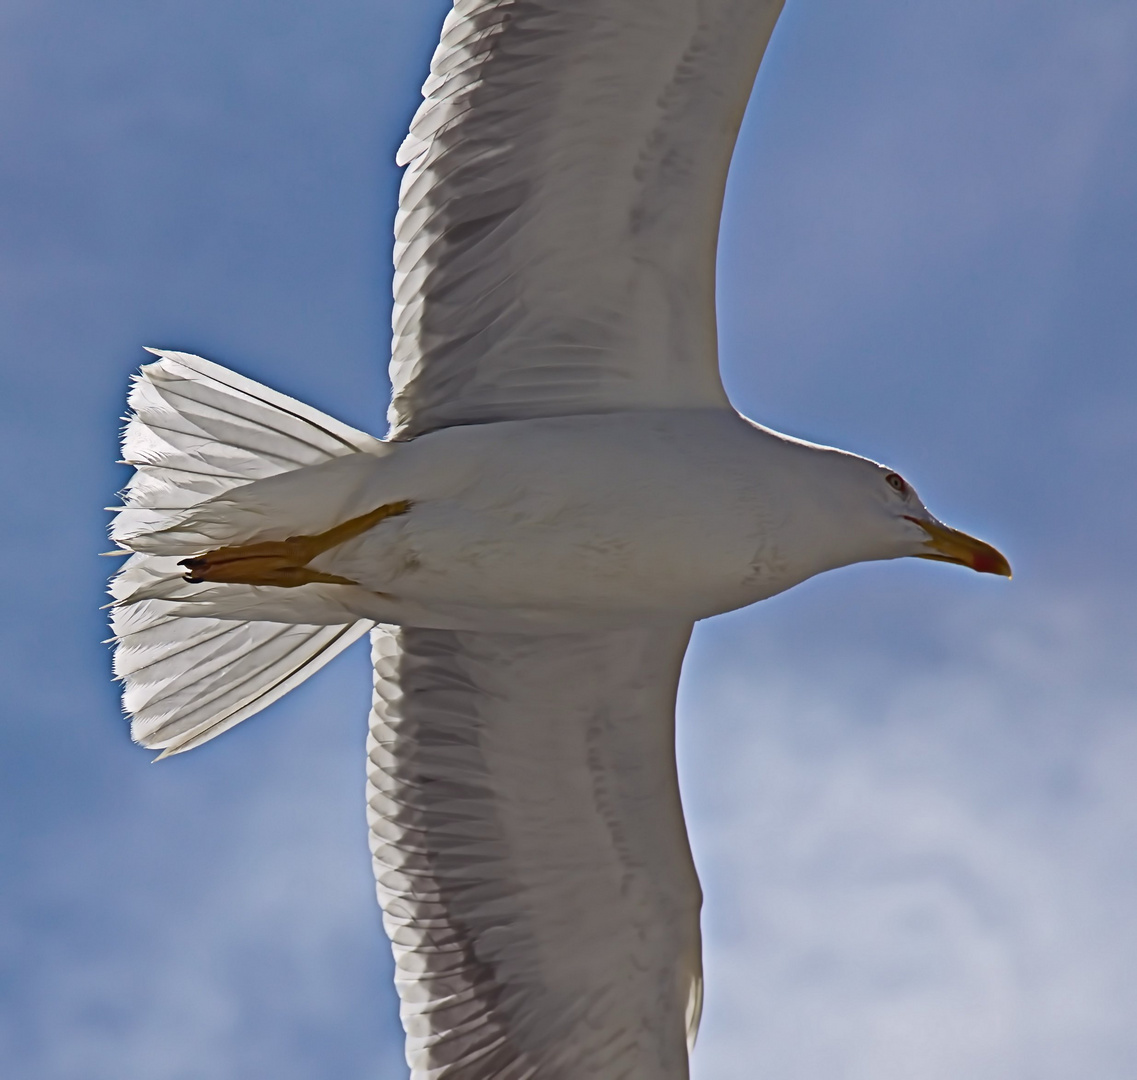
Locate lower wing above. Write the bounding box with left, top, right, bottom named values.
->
left=368, top=622, right=703, bottom=1078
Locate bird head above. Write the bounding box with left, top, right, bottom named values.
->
left=757, top=431, right=1012, bottom=582
left=880, top=468, right=1010, bottom=576
left=801, top=446, right=1012, bottom=578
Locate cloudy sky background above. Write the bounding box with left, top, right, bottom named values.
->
left=2, top=1, right=1135, bottom=1077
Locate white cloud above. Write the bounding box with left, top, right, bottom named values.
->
left=682, top=585, right=1137, bottom=1079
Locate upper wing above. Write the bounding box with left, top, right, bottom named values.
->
left=368, top=623, right=703, bottom=1078
left=389, top=0, right=786, bottom=438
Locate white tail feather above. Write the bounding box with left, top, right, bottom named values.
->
left=109, top=351, right=383, bottom=756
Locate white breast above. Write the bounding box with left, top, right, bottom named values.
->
left=315, top=409, right=810, bottom=621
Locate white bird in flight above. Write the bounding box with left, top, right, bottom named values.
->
left=107, top=1, right=1010, bottom=1076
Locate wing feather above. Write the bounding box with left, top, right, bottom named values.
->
left=388, top=0, right=786, bottom=437
left=368, top=624, right=703, bottom=1078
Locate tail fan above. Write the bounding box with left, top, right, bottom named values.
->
left=109, top=350, right=382, bottom=757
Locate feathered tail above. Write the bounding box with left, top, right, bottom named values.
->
left=109, top=350, right=383, bottom=757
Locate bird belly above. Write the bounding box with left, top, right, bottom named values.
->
left=311, top=411, right=794, bottom=623
left=324, top=508, right=727, bottom=617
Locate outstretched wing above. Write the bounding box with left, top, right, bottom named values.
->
left=389, top=0, right=786, bottom=437
left=368, top=624, right=703, bottom=1078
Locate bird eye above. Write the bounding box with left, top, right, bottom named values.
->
left=886, top=472, right=908, bottom=495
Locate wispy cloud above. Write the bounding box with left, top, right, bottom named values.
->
left=683, top=582, right=1137, bottom=1079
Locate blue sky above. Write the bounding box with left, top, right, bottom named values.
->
left=2, top=1, right=1135, bottom=1077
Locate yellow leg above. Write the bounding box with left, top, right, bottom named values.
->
left=179, top=500, right=412, bottom=587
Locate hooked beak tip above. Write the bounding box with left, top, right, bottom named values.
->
left=904, top=516, right=1012, bottom=579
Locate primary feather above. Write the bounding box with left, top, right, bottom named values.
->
left=369, top=625, right=702, bottom=1077
left=390, top=0, right=784, bottom=437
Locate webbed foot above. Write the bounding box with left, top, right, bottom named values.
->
left=179, top=500, right=411, bottom=587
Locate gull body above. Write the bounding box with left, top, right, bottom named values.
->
left=163, top=409, right=949, bottom=630
left=320, top=412, right=940, bottom=620
left=106, top=1, right=1010, bottom=1076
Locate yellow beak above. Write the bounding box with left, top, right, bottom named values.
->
left=904, top=516, right=1012, bottom=577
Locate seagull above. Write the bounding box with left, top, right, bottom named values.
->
left=107, top=1, right=1010, bottom=1076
